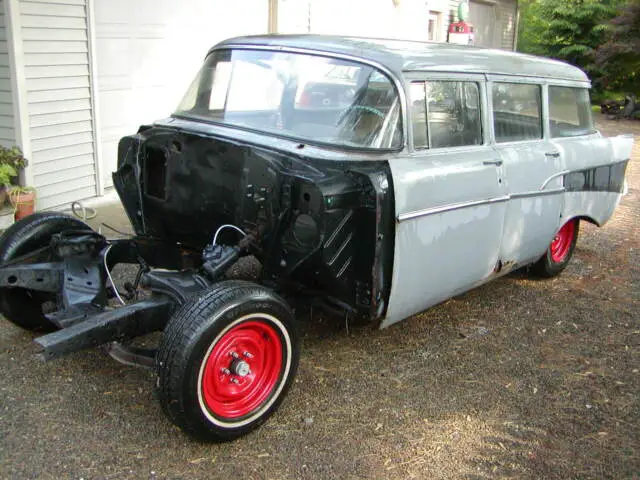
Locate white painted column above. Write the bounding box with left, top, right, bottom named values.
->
left=4, top=0, right=32, bottom=187
left=86, top=0, right=104, bottom=195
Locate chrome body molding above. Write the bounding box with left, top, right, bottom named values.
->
left=540, top=170, right=570, bottom=191
left=510, top=187, right=566, bottom=199
left=396, top=192, right=569, bottom=222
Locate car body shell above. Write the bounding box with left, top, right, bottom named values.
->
left=115, top=35, right=632, bottom=328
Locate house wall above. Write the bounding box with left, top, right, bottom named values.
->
left=278, top=0, right=450, bottom=43
left=3, top=0, right=517, bottom=212
left=277, top=0, right=516, bottom=50
left=0, top=0, right=16, bottom=148
left=93, top=0, right=269, bottom=188
left=19, top=0, right=97, bottom=210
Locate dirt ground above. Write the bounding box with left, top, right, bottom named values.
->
left=0, top=114, right=638, bottom=479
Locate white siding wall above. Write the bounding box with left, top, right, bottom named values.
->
left=0, top=0, right=15, bottom=148
left=20, top=0, right=96, bottom=210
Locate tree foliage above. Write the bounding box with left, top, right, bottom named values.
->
left=516, top=0, right=635, bottom=94
left=595, top=2, right=640, bottom=94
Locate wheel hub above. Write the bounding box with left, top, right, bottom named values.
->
left=231, top=358, right=251, bottom=377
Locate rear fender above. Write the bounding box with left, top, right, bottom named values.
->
left=560, top=134, right=633, bottom=227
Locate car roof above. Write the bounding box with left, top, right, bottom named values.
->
left=212, top=34, right=590, bottom=84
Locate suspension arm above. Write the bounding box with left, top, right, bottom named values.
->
left=34, top=294, right=175, bottom=362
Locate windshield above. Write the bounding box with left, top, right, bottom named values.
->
left=174, top=49, right=403, bottom=149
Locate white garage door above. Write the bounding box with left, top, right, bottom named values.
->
left=93, top=0, right=268, bottom=188
left=469, top=1, right=497, bottom=48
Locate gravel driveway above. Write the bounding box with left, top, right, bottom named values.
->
left=1, top=114, right=638, bottom=479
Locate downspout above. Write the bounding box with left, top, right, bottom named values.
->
left=87, top=0, right=105, bottom=196
left=513, top=0, right=520, bottom=51
left=268, top=0, right=278, bottom=33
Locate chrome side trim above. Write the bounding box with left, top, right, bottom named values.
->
left=397, top=187, right=569, bottom=222
left=397, top=195, right=510, bottom=222
left=511, top=187, right=565, bottom=199
left=213, top=44, right=409, bottom=151
left=540, top=170, right=569, bottom=191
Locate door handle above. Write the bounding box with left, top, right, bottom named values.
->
left=483, top=159, right=503, bottom=166
left=545, top=151, right=560, bottom=158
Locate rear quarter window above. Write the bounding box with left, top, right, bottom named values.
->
left=548, top=86, right=595, bottom=137
left=492, top=83, right=542, bottom=143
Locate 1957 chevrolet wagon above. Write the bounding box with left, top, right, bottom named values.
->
left=0, top=35, right=633, bottom=441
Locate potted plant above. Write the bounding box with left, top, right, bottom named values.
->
left=0, top=162, right=17, bottom=229
left=0, top=146, right=27, bottom=182
left=0, top=162, right=16, bottom=206
left=9, top=186, right=36, bottom=220
left=0, top=146, right=35, bottom=221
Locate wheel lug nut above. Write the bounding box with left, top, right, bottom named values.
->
left=220, top=368, right=231, bottom=375
left=243, top=351, right=253, bottom=359
left=230, top=378, right=240, bottom=384
left=229, top=352, right=240, bottom=359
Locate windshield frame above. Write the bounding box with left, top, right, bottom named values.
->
left=172, top=45, right=407, bottom=153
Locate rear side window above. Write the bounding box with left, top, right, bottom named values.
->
left=492, top=83, right=542, bottom=142
left=409, top=80, right=482, bottom=149
left=549, top=86, right=595, bottom=137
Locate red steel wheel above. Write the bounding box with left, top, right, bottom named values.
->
left=156, top=281, right=299, bottom=442
left=199, top=318, right=284, bottom=420
left=531, top=219, right=580, bottom=278
left=550, top=220, right=576, bottom=263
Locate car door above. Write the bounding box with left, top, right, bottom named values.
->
left=382, top=75, right=508, bottom=327
left=489, top=78, right=565, bottom=266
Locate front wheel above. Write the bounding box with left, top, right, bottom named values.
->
left=156, top=281, right=299, bottom=442
left=531, top=219, right=580, bottom=278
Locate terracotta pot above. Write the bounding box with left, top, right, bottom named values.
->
left=9, top=188, right=36, bottom=221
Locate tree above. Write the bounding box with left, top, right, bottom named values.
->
left=517, top=0, right=550, bottom=56
left=595, top=2, right=640, bottom=94
left=517, top=0, right=620, bottom=92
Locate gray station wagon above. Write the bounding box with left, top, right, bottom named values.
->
left=0, top=35, right=633, bottom=441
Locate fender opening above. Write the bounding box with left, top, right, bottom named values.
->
left=0, top=128, right=396, bottom=363
left=113, top=126, right=396, bottom=323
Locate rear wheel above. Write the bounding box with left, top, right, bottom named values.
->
left=156, top=281, right=299, bottom=442
left=0, top=212, right=90, bottom=331
left=531, top=219, right=579, bottom=278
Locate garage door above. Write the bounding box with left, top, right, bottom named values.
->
left=93, top=0, right=268, bottom=188
left=469, top=1, right=497, bottom=48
